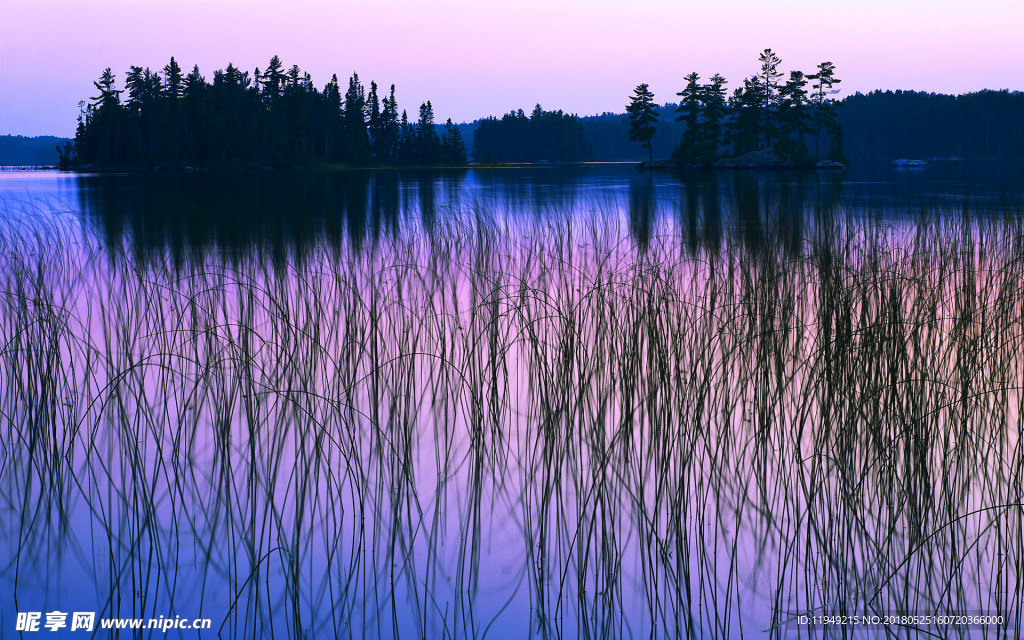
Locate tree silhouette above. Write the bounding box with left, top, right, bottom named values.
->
left=441, top=118, right=468, bottom=164
left=757, top=48, right=784, bottom=148
left=626, top=83, right=659, bottom=162
left=163, top=57, right=184, bottom=100
left=728, top=78, right=764, bottom=155
left=86, top=68, right=123, bottom=164
left=261, top=56, right=284, bottom=103
left=674, top=72, right=702, bottom=163
left=398, top=109, right=415, bottom=163
left=699, top=73, right=728, bottom=163
left=379, top=85, right=400, bottom=162
left=343, top=73, right=370, bottom=163
left=416, top=101, right=441, bottom=162
left=807, top=61, right=842, bottom=159
left=777, top=70, right=810, bottom=160
left=367, top=81, right=382, bottom=161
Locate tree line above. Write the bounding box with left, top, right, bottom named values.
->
left=839, top=89, right=1024, bottom=160
left=0, top=135, right=67, bottom=166
left=51, top=53, right=1024, bottom=169
left=627, top=49, right=843, bottom=166
left=62, top=56, right=467, bottom=169
left=471, top=105, right=592, bottom=162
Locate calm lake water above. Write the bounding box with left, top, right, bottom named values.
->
left=2, top=162, right=1023, bottom=638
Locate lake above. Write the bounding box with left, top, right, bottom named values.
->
left=1, top=162, right=1023, bottom=638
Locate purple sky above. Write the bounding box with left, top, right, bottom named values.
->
left=2, top=0, right=1022, bottom=137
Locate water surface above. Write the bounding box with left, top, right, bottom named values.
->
left=1, top=164, right=1023, bottom=638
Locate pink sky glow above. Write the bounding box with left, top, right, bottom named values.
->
left=1, top=0, right=1022, bottom=136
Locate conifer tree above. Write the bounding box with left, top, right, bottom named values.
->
left=367, top=81, right=382, bottom=161
left=184, top=65, right=205, bottom=98
left=184, top=65, right=207, bottom=162
left=807, top=61, right=842, bottom=159
left=343, top=73, right=369, bottom=162
left=729, top=77, right=765, bottom=155
left=416, top=101, right=441, bottom=162
left=322, top=74, right=342, bottom=160
left=88, top=68, right=123, bottom=164
left=160, top=57, right=186, bottom=164
left=441, top=118, right=467, bottom=164
left=626, top=83, right=659, bottom=162
left=698, top=73, right=728, bottom=163
left=757, top=48, right=784, bottom=148
left=398, top=109, right=414, bottom=163
left=125, top=66, right=148, bottom=112
left=163, top=57, right=184, bottom=100
left=777, top=70, right=810, bottom=160
left=261, top=55, right=284, bottom=103
left=674, top=72, right=702, bottom=163
left=379, top=85, right=400, bottom=162
left=92, top=68, right=122, bottom=108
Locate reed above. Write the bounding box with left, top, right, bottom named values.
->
left=1, top=195, right=1021, bottom=638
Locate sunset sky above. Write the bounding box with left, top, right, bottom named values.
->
left=2, top=0, right=1022, bottom=137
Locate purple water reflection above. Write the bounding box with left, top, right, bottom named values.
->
left=1, top=168, right=1020, bottom=638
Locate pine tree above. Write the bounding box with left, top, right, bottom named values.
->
left=160, top=57, right=186, bottom=165
left=757, top=48, right=784, bottom=148
left=674, top=72, right=702, bottom=163
left=343, top=72, right=369, bottom=162
left=286, top=64, right=301, bottom=89
left=807, top=61, right=842, bottom=159
left=87, top=68, right=123, bottom=164
left=416, top=101, right=441, bottom=163
left=441, top=118, right=467, bottom=164
left=163, top=57, right=184, bottom=100
left=322, top=74, right=342, bottom=160
left=729, top=77, right=765, bottom=155
left=261, top=55, right=284, bottom=103
left=698, top=73, right=728, bottom=163
left=379, top=84, right=400, bottom=162
left=626, top=83, right=659, bottom=163
left=282, top=65, right=306, bottom=160
left=184, top=65, right=207, bottom=162
left=185, top=65, right=205, bottom=97
left=124, top=66, right=148, bottom=112
left=398, top=109, right=414, bottom=163
left=367, top=81, right=382, bottom=161
left=777, top=70, right=810, bottom=160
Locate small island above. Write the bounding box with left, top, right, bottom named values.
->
left=61, top=57, right=468, bottom=171
left=626, top=49, right=846, bottom=170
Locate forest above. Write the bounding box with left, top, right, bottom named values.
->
left=62, top=56, right=467, bottom=169
left=458, top=50, right=845, bottom=167
left=465, top=88, right=1024, bottom=163
left=0, top=135, right=68, bottom=166
left=839, top=89, right=1024, bottom=160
